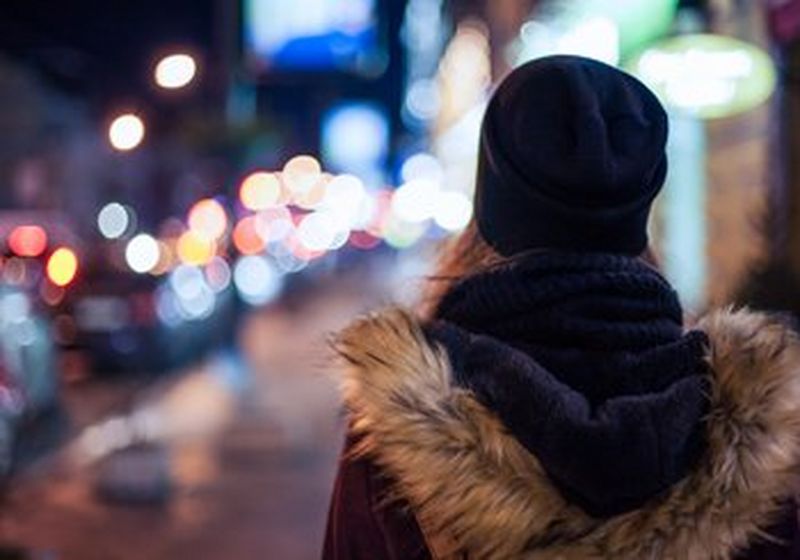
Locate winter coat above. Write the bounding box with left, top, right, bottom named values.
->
left=323, top=307, right=800, bottom=559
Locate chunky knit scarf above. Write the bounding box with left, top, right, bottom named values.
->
left=429, top=252, right=709, bottom=517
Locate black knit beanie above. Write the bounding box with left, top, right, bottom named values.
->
left=475, top=55, right=668, bottom=256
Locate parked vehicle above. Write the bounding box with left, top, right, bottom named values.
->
left=55, top=261, right=239, bottom=375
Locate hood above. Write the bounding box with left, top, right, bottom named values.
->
left=426, top=319, right=708, bottom=518
left=335, top=307, right=800, bottom=559
left=429, top=251, right=710, bottom=517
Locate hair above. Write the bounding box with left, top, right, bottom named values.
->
left=419, top=219, right=504, bottom=319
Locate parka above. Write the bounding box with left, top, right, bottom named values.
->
left=324, top=307, right=800, bottom=559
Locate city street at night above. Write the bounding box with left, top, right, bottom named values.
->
left=2, top=0, right=800, bottom=558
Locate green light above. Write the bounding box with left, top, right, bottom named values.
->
left=382, top=217, right=427, bottom=249
left=513, top=0, right=678, bottom=67
left=628, top=34, right=777, bottom=120
left=583, top=0, right=679, bottom=57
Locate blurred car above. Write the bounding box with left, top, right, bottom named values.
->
left=54, top=259, right=239, bottom=375
left=0, top=286, right=58, bottom=478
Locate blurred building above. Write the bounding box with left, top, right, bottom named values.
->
left=0, top=0, right=795, bottom=314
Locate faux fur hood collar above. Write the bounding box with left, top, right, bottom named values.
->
left=335, top=307, right=800, bottom=559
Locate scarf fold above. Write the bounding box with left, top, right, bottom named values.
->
left=429, top=252, right=710, bottom=517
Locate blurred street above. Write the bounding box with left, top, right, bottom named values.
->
left=0, top=272, right=388, bottom=560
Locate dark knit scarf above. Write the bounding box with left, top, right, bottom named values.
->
left=427, top=252, right=709, bottom=517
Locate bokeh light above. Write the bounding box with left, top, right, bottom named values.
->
left=239, top=171, right=283, bottom=210
left=154, top=53, right=197, bottom=89
left=155, top=286, right=183, bottom=328
left=433, top=191, right=473, bottom=231
left=108, top=113, right=145, bottom=151
left=391, top=179, right=440, bottom=223
left=382, top=215, right=428, bottom=249
left=255, top=206, right=294, bottom=242
left=292, top=174, right=329, bottom=210
left=321, top=104, right=389, bottom=173
left=405, top=79, right=441, bottom=123
left=97, top=202, right=131, bottom=239
left=233, top=255, right=283, bottom=306
left=40, top=282, right=65, bottom=307
left=125, top=234, right=160, bottom=274
left=320, top=174, right=367, bottom=228
left=170, top=265, right=206, bottom=301
left=178, top=283, right=216, bottom=320
left=282, top=155, right=323, bottom=201
left=400, top=153, right=444, bottom=184
left=169, top=265, right=216, bottom=320
left=365, top=188, right=393, bottom=237
left=188, top=198, right=228, bottom=241
left=204, top=256, right=232, bottom=293
left=177, top=230, right=216, bottom=266
left=47, top=247, right=78, bottom=287
left=232, top=216, right=266, bottom=255
left=149, top=241, right=175, bottom=276
left=297, top=211, right=340, bottom=252
left=8, top=225, right=48, bottom=257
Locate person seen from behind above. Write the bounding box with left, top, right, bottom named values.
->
left=323, top=55, right=800, bottom=559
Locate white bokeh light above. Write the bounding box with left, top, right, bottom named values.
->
left=177, top=283, right=215, bottom=320
left=400, top=153, right=444, bottom=184
left=297, top=211, right=346, bottom=252
left=433, top=191, right=473, bottom=231
left=320, top=174, right=366, bottom=228
left=166, top=264, right=216, bottom=321
left=170, top=265, right=205, bottom=300
left=154, top=53, right=197, bottom=89
left=125, top=234, right=160, bottom=274
left=97, top=203, right=130, bottom=239
left=108, top=114, right=145, bottom=151
left=233, top=256, right=283, bottom=306
left=391, top=179, right=440, bottom=223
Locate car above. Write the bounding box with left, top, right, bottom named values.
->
left=54, top=258, right=240, bottom=375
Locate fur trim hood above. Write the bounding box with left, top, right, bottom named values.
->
left=335, top=307, right=800, bottom=559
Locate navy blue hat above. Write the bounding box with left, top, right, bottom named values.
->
left=475, top=55, right=668, bottom=256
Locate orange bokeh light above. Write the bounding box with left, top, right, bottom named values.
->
left=232, top=216, right=265, bottom=255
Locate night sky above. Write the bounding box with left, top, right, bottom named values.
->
left=0, top=0, right=216, bottom=103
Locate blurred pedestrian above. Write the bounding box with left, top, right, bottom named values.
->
left=323, top=56, right=800, bottom=559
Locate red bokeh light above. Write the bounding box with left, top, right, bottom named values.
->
left=8, top=225, right=48, bottom=257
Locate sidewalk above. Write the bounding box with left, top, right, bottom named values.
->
left=0, top=278, right=379, bottom=560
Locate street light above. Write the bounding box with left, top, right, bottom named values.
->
left=108, top=113, right=145, bottom=151
left=154, top=53, right=197, bottom=89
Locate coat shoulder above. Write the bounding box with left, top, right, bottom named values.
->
left=332, top=306, right=800, bottom=559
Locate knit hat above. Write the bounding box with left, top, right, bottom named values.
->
left=475, top=55, right=668, bottom=256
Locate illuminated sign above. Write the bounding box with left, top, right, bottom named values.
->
left=628, top=34, right=777, bottom=119
left=513, top=0, right=678, bottom=67
left=243, top=0, right=383, bottom=75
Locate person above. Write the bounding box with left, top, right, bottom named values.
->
left=322, top=55, right=800, bottom=559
